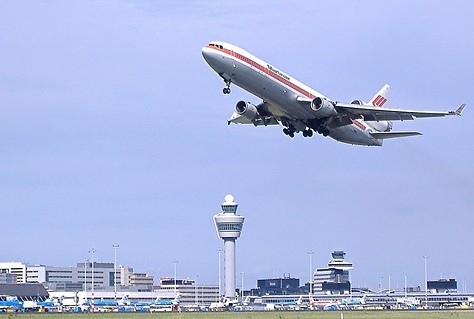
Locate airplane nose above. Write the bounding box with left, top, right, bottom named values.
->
left=202, top=46, right=213, bottom=62
left=202, top=45, right=221, bottom=71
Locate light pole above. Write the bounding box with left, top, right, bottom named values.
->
left=84, top=259, right=88, bottom=301
left=89, top=248, right=96, bottom=311
left=308, top=251, right=314, bottom=296
left=113, top=243, right=119, bottom=300
left=195, top=275, right=199, bottom=306
left=404, top=272, right=407, bottom=298
left=173, top=260, right=178, bottom=294
left=349, top=272, right=353, bottom=298
left=240, top=272, right=245, bottom=301
left=423, top=256, right=428, bottom=308
left=217, top=248, right=223, bottom=299
left=388, top=273, right=391, bottom=293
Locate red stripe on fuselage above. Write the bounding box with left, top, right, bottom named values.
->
left=207, top=45, right=316, bottom=99
left=351, top=119, right=366, bottom=130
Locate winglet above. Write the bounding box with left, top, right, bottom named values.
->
left=449, top=103, right=466, bottom=116
left=455, top=103, right=466, bottom=116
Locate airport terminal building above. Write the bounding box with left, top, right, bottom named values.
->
left=2, top=251, right=474, bottom=310
left=1, top=261, right=154, bottom=292
left=1, top=261, right=219, bottom=307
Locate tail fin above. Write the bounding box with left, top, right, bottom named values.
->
left=369, top=84, right=391, bottom=107
left=120, top=295, right=130, bottom=305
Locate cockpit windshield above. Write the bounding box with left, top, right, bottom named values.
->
left=209, top=43, right=224, bottom=50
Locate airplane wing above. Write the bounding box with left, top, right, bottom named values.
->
left=335, top=103, right=466, bottom=121
left=227, top=112, right=280, bottom=126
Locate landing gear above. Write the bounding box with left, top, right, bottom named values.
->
left=283, top=126, right=314, bottom=138
left=317, top=127, right=330, bottom=136
left=222, top=79, right=232, bottom=94
left=283, top=125, right=295, bottom=138
left=308, top=118, right=330, bottom=137
left=302, top=129, right=313, bottom=138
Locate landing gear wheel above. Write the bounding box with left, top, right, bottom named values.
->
left=283, top=127, right=295, bottom=138
left=302, top=129, right=313, bottom=137
left=288, top=125, right=296, bottom=138
left=317, top=127, right=329, bottom=136
left=222, top=79, right=232, bottom=94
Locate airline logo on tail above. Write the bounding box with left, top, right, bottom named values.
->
left=369, top=84, right=391, bottom=107
left=372, top=95, right=388, bottom=107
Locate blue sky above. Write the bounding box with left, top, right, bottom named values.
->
left=1, top=1, right=473, bottom=292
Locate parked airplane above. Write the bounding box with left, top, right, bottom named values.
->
left=85, top=298, right=118, bottom=312
left=84, top=295, right=131, bottom=312
left=274, top=296, right=304, bottom=310
left=341, top=295, right=366, bottom=305
left=396, top=297, right=420, bottom=309
left=22, top=299, right=58, bottom=312
left=148, top=299, right=175, bottom=313
left=202, top=41, right=465, bottom=146
left=119, top=295, right=167, bottom=312
left=0, top=296, right=23, bottom=312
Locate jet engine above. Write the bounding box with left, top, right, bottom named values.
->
left=369, top=121, right=393, bottom=132
left=236, top=100, right=259, bottom=120
left=311, top=97, right=337, bottom=117
left=350, top=99, right=365, bottom=105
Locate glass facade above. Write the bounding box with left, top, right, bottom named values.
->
left=217, top=223, right=242, bottom=231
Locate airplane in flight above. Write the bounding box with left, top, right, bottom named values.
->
left=202, top=41, right=465, bottom=146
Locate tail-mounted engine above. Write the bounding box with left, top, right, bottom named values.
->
left=236, top=101, right=259, bottom=121
left=350, top=99, right=365, bottom=105
left=311, top=97, right=337, bottom=118
left=369, top=120, right=393, bottom=132
left=349, top=98, right=392, bottom=132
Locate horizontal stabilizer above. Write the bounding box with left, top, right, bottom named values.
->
left=227, top=112, right=279, bottom=126
left=228, top=112, right=251, bottom=124
left=370, top=131, right=422, bottom=139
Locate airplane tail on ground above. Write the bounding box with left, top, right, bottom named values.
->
left=369, top=84, right=391, bottom=107
left=119, top=295, right=130, bottom=305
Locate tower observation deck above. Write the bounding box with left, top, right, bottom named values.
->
left=213, top=194, right=245, bottom=299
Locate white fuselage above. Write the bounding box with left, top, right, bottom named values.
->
left=202, top=42, right=384, bottom=146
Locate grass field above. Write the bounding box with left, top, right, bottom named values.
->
left=2, top=311, right=474, bottom=319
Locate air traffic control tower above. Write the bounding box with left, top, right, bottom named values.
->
left=213, top=194, right=245, bottom=299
